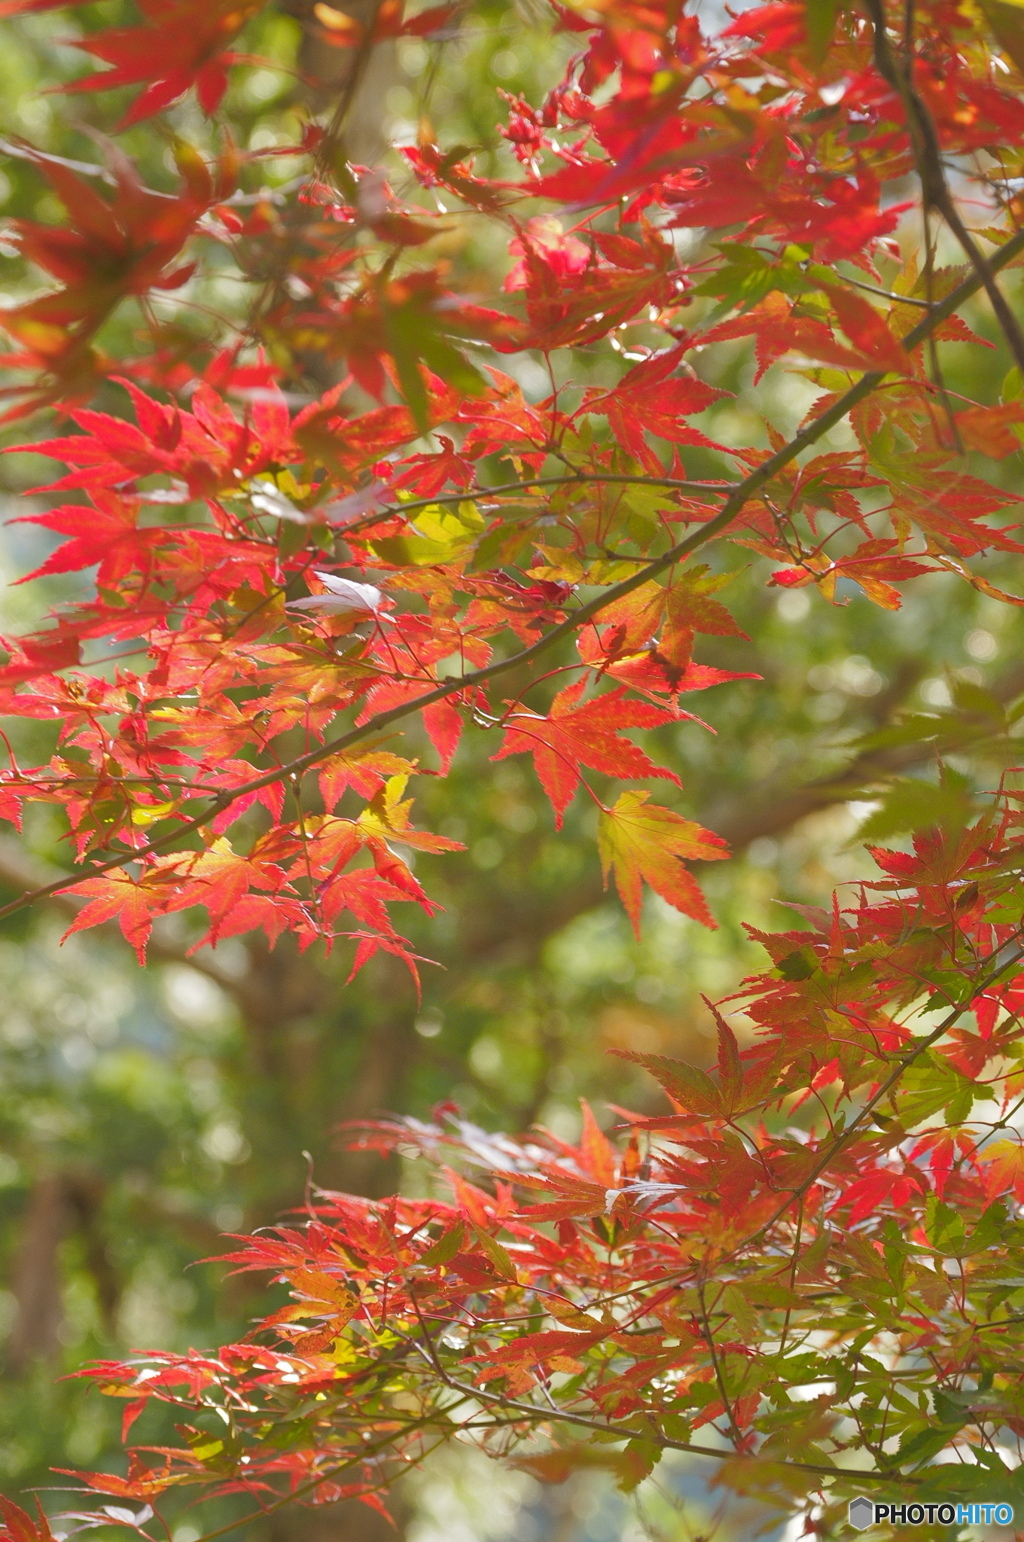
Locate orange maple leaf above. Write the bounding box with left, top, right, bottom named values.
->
left=597, top=789, right=727, bottom=934
left=60, top=867, right=182, bottom=962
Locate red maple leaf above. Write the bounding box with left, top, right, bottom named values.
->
left=62, top=0, right=265, bottom=124
left=60, top=867, right=181, bottom=963
left=587, top=346, right=731, bottom=474
left=492, top=679, right=681, bottom=828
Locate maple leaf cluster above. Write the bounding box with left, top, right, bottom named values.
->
left=30, top=807, right=1024, bottom=1531
left=0, top=0, right=1022, bottom=978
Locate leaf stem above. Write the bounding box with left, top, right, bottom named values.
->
left=3, top=224, right=1024, bottom=927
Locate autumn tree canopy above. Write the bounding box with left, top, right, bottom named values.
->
left=3, top=0, right=1024, bottom=1536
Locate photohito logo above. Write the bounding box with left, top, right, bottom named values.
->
left=848, top=1498, right=1015, bottom=1529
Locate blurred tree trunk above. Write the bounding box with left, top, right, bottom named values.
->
left=6, top=1170, right=115, bottom=1372
left=232, top=941, right=414, bottom=1217
left=287, top=0, right=399, bottom=165
left=6, top=1173, right=67, bottom=1372
left=268, top=1493, right=409, bottom=1542
left=235, top=950, right=416, bottom=1542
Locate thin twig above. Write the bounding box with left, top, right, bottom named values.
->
left=865, top=0, right=1024, bottom=377
left=1, top=226, right=1023, bottom=926
left=433, top=1369, right=916, bottom=1484
left=722, top=933, right=1024, bottom=1264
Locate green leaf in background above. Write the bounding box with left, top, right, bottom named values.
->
left=806, top=0, right=838, bottom=64
left=980, top=0, right=1024, bottom=73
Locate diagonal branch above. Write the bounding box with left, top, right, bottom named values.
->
left=0, top=834, right=239, bottom=990
left=723, top=935, right=1024, bottom=1272
left=0, top=225, right=1022, bottom=926
left=865, top=0, right=1024, bottom=377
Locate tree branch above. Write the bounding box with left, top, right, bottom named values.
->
left=725, top=935, right=1024, bottom=1269
left=866, top=0, right=1024, bottom=377
left=0, top=835, right=239, bottom=991
left=1, top=224, right=1022, bottom=925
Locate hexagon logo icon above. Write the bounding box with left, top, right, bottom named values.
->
left=848, top=1497, right=874, bottom=1530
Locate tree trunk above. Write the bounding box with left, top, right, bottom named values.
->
left=6, top=1173, right=68, bottom=1372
